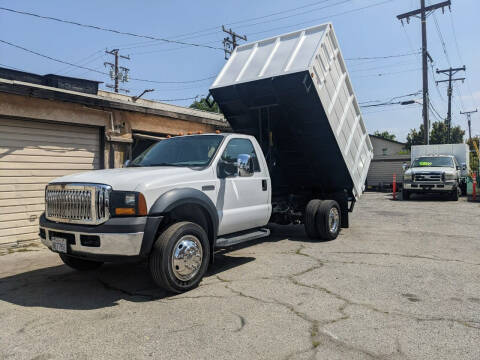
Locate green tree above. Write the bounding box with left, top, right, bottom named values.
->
left=405, top=121, right=465, bottom=149
left=467, top=136, right=480, bottom=172
left=190, top=97, right=221, bottom=114
left=373, top=130, right=396, bottom=141
left=430, top=121, right=465, bottom=145
left=406, top=124, right=425, bottom=150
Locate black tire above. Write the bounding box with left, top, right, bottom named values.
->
left=402, top=189, right=410, bottom=200
left=450, top=187, right=459, bottom=201
left=149, top=221, right=210, bottom=293
left=59, top=254, right=103, bottom=271
left=304, top=199, right=322, bottom=239
left=315, top=200, right=341, bottom=241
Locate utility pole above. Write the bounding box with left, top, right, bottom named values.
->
left=436, top=66, right=465, bottom=143
left=104, top=49, right=130, bottom=93
left=460, top=109, right=478, bottom=142
left=397, top=0, right=451, bottom=145
left=222, top=25, right=247, bottom=60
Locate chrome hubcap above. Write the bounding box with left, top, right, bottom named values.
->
left=328, top=207, right=340, bottom=234
left=171, top=235, right=203, bottom=281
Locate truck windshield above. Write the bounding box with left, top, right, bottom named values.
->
left=129, top=135, right=224, bottom=167
left=412, top=156, right=454, bottom=168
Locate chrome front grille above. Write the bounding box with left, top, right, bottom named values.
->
left=414, top=173, right=442, bottom=182
left=45, top=184, right=110, bottom=225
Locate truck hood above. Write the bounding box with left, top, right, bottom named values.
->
left=50, top=166, right=207, bottom=191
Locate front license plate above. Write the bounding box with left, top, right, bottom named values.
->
left=51, top=236, right=67, bottom=253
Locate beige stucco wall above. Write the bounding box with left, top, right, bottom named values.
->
left=0, top=92, right=223, bottom=168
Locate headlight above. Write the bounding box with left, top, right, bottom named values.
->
left=444, top=173, right=457, bottom=181
left=110, top=191, right=147, bottom=216
left=403, top=173, right=412, bottom=181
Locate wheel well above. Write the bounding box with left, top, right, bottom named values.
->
left=159, top=203, right=214, bottom=246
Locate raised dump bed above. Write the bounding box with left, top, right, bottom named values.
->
left=210, top=23, right=373, bottom=201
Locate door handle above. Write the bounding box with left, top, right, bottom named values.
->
left=262, top=179, right=267, bottom=191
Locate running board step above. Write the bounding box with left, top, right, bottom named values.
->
left=215, top=228, right=270, bottom=248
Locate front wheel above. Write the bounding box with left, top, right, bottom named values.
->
left=59, top=254, right=103, bottom=271
left=149, top=221, right=210, bottom=293
left=450, top=187, right=459, bottom=201
left=402, top=189, right=410, bottom=200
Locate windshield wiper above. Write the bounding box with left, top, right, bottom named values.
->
left=146, top=163, right=186, bottom=167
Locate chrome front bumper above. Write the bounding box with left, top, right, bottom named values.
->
left=40, top=227, right=144, bottom=256
left=404, top=182, right=455, bottom=191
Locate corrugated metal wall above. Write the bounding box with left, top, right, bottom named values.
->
left=0, top=118, right=101, bottom=245
left=366, top=156, right=410, bottom=187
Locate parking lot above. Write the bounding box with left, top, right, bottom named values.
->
left=0, top=192, right=479, bottom=360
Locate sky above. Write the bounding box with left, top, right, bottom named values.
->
left=1, top=0, right=479, bottom=142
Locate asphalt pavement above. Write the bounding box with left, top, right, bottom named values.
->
left=0, top=192, right=479, bottom=359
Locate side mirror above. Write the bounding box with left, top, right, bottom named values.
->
left=237, top=154, right=254, bottom=177
left=402, top=163, right=408, bottom=171
left=124, top=159, right=131, bottom=168
left=456, top=165, right=460, bottom=170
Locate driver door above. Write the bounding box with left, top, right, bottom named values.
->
left=215, top=138, right=271, bottom=236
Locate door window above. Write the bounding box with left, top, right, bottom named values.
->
left=221, top=138, right=261, bottom=172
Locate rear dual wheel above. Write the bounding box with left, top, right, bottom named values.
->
left=304, top=199, right=341, bottom=241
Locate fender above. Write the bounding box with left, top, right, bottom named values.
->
left=140, top=188, right=219, bottom=256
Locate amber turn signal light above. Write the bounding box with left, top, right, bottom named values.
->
left=137, top=193, right=147, bottom=216
left=115, top=208, right=136, bottom=216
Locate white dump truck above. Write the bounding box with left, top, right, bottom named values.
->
left=403, top=144, right=469, bottom=200
left=39, top=23, right=372, bottom=293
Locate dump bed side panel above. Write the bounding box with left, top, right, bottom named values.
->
left=211, top=23, right=372, bottom=199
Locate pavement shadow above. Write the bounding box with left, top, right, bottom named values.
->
left=389, top=192, right=453, bottom=202
left=0, top=252, right=254, bottom=311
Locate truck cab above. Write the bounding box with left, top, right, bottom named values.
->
left=403, top=155, right=462, bottom=200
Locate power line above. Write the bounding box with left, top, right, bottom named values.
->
left=55, top=49, right=103, bottom=74
left=153, top=95, right=202, bottom=102
left=432, top=12, right=451, bottom=66
left=131, top=0, right=336, bottom=46
left=352, top=68, right=422, bottom=78
left=345, top=51, right=420, bottom=61
left=112, top=0, right=345, bottom=50
left=429, top=101, right=444, bottom=122
left=129, top=75, right=216, bottom=85
left=359, top=90, right=421, bottom=105
left=448, top=10, right=479, bottom=111
left=0, top=6, right=223, bottom=51
left=228, top=0, right=353, bottom=32
left=396, top=0, right=451, bottom=145
left=0, top=39, right=109, bottom=75
left=350, top=59, right=419, bottom=73
left=0, top=62, right=23, bottom=71
left=248, top=0, right=395, bottom=37
left=362, top=104, right=419, bottom=115
left=0, top=39, right=218, bottom=84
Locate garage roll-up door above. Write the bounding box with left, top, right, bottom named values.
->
left=0, top=118, right=101, bottom=245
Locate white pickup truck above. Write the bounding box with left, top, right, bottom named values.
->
left=402, top=144, right=469, bottom=200
left=39, top=24, right=373, bottom=293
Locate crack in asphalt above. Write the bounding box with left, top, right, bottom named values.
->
left=217, top=244, right=480, bottom=359
left=325, top=251, right=480, bottom=266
